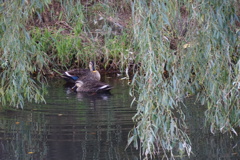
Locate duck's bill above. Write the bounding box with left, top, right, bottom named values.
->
left=72, top=85, right=77, bottom=91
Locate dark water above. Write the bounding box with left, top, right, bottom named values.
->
left=181, top=96, right=240, bottom=160
left=0, top=76, right=139, bottom=160
left=0, top=76, right=240, bottom=160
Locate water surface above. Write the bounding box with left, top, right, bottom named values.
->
left=0, top=76, right=139, bottom=160
left=0, top=76, right=239, bottom=160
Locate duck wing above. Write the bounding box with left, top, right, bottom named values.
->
left=62, top=68, right=90, bottom=83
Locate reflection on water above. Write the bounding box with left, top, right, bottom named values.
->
left=0, top=76, right=239, bottom=160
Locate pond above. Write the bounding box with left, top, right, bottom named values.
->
left=0, top=75, right=139, bottom=160
left=0, top=75, right=239, bottom=160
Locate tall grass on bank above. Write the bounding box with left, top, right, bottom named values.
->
left=128, top=0, right=239, bottom=159
left=30, top=0, right=133, bottom=70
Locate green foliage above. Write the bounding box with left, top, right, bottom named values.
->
left=30, top=27, right=98, bottom=68
left=129, top=0, right=239, bottom=159
left=103, top=32, right=134, bottom=70
left=0, top=0, right=51, bottom=108
left=59, top=0, right=84, bottom=33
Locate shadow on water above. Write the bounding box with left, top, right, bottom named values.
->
left=0, top=75, right=139, bottom=160
left=0, top=75, right=240, bottom=160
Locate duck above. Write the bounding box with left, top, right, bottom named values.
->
left=72, top=79, right=112, bottom=93
left=62, top=61, right=101, bottom=83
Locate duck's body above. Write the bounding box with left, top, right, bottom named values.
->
left=73, top=80, right=112, bottom=93
left=62, top=61, right=101, bottom=83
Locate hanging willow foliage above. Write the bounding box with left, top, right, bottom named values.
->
left=0, top=0, right=51, bottom=108
left=129, top=0, right=239, bottom=159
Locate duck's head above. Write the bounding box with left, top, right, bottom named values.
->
left=89, top=61, right=96, bottom=72
left=89, top=61, right=101, bottom=80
